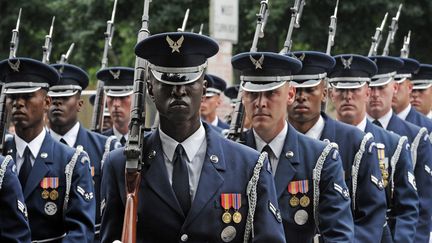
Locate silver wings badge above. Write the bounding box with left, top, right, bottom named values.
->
left=341, top=56, right=353, bottom=69
left=166, top=35, right=185, bottom=53
left=8, top=59, right=20, bottom=72
left=249, top=55, right=264, bottom=69
left=109, top=69, right=121, bottom=80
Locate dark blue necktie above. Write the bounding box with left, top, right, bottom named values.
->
left=120, top=136, right=126, bottom=146
left=373, top=119, right=383, bottom=128
left=19, top=146, right=32, bottom=187
left=172, top=144, right=191, bottom=215
left=60, top=138, right=68, bottom=146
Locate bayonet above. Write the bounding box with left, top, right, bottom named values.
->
left=279, top=0, right=305, bottom=54
left=400, top=30, right=411, bottom=58
left=59, top=43, right=75, bottom=64
left=177, top=8, right=190, bottom=32
left=42, top=16, right=55, bottom=64
left=9, top=8, right=22, bottom=59
left=198, top=23, right=204, bottom=35
left=368, top=12, right=388, bottom=56
left=326, top=0, right=339, bottom=55
left=382, top=3, right=403, bottom=56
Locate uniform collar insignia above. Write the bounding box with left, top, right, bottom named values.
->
left=109, top=69, right=121, bottom=79
left=166, top=35, right=184, bottom=53
left=8, top=59, right=20, bottom=72
left=249, top=55, right=264, bottom=69
left=341, top=56, right=353, bottom=69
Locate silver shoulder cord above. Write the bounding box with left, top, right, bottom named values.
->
left=243, top=152, right=267, bottom=243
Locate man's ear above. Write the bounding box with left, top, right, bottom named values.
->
left=287, top=84, right=296, bottom=105
left=147, top=80, right=155, bottom=101
left=77, top=98, right=84, bottom=112
left=202, top=78, right=208, bottom=97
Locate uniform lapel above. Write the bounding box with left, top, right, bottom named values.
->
left=320, top=112, right=336, bottom=142
left=143, top=130, right=184, bottom=217
left=23, top=134, right=53, bottom=199
left=184, top=125, right=225, bottom=226
left=74, top=125, right=88, bottom=148
left=273, top=124, right=300, bottom=198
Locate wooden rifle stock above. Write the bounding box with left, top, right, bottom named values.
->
left=121, top=171, right=141, bottom=243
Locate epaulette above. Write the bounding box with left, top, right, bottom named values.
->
left=243, top=152, right=267, bottom=242
left=312, top=142, right=338, bottom=228
left=0, top=155, right=13, bottom=190
left=390, top=136, right=408, bottom=198
left=351, top=132, right=374, bottom=210
left=411, top=127, right=428, bottom=169
left=63, top=145, right=85, bottom=214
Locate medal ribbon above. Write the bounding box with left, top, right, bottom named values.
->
left=288, top=181, right=299, bottom=194
left=221, top=194, right=232, bottom=210
left=232, top=194, right=241, bottom=210
left=40, top=178, right=49, bottom=189
left=299, top=180, right=309, bottom=194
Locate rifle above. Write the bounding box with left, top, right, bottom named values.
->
left=368, top=12, right=388, bottom=56
left=279, top=0, right=306, bottom=54
left=326, top=0, right=339, bottom=55
left=90, top=0, right=118, bottom=133
left=121, top=0, right=151, bottom=242
left=42, top=16, right=55, bottom=64
left=177, top=9, right=190, bottom=32
left=322, top=0, right=339, bottom=113
left=226, top=0, right=269, bottom=142
left=400, top=30, right=411, bottom=58
left=382, top=4, right=402, bottom=56
left=1, top=8, right=22, bottom=156
left=59, top=43, right=75, bottom=64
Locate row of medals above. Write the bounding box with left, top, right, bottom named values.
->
left=290, top=193, right=310, bottom=208
left=222, top=210, right=242, bottom=224
left=42, top=188, right=59, bottom=201
left=379, top=161, right=389, bottom=187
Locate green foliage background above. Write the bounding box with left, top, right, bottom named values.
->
left=1, top=0, right=431, bottom=88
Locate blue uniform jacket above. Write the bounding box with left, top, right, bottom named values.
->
left=101, top=128, right=114, bottom=137
left=387, top=113, right=432, bottom=243
left=74, top=125, right=119, bottom=237
left=319, top=113, right=387, bottom=242
left=366, top=120, right=419, bottom=243
left=217, top=119, right=230, bottom=129
left=101, top=123, right=285, bottom=243
left=0, top=155, right=31, bottom=243
left=243, top=123, right=354, bottom=243
left=406, top=106, right=432, bottom=135
left=5, top=133, right=95, bottom=242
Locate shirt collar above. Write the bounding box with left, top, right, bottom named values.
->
left=396, top=103, right=412, bottom=121
left=210, top=116, right=218, bottom=126
left=15, top=128, right=46, bottom=159
left=159, top=122, right=206, bottom=162
left=253, top=121, right=288, bottom=160
left=113, top=126, right=128, bottom=141
left=427, top=110, right=432, bottom=119
left=356, top=115, right=368, bottom=132
left=50, top=122, right=80, bottom=146
left=367, top=108, right=393, bottom=130
left=304, top=115, right=325, bottom=140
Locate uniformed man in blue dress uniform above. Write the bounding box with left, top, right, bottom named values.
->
left=0, top=57, right=95, bottom=242
left=410, top=64, right=432, bottom=119
left=327, top=54, right=419, bottom=242
left=97, top=67, right=134, bottom=146
left=47, top=63, right=120, bottom=241
left=365, top=56, right=432, bottom=243
left=201, top=74, right=229, bottom=129
left=0, top=155, right=31, bottom=242
left=391, top=57, right=432, bottom=136
left=101, top=32, right=285, bottom=243
left=233, top=51, right=354, bottom=242
left=287, top=51, right=388, bottom=242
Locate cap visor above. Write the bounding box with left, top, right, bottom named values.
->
left=151, top=69, right=203, bottom=85
left=369, top=77, right=393, bottom=87
left=105, top=89, right=134, bottom=97
left=330, top=81, right=367, bottom=89
left=291, top=79, right=322, bottom=88
left=5, top=87, right=42, bottom=94
left=48, top=90, right=79, bottom=97
left=242, top=81, right=286, bottom=92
